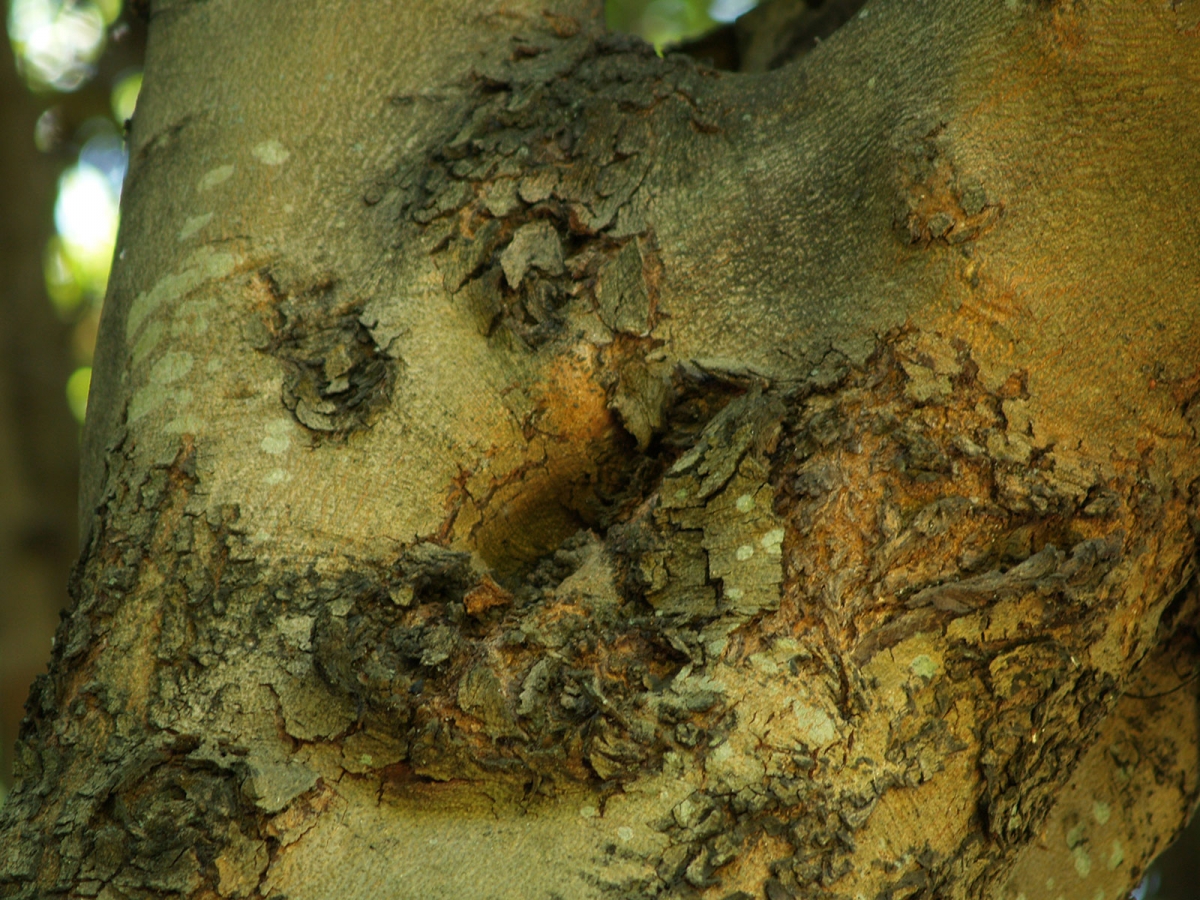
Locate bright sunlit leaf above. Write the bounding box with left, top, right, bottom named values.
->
left=33, top=105, right=65, bottom=152
left=78, top=124, right=127, bottom=197
left=709, top=0, right=756, bottom=22
left=7, top=0, right=107, bottom=92
left=71, top=307, right=101, bottom=366
left=93, top=0, right=121, bottom=25
left=111, top=68, right=141, bottom=122
left=65, top=365, right=92, bottom=423
left=43, top=234, right=84, bottom=316
left=55, top=160, right=118, bottom=250
left=638, top=0, right=715, bottom=48
left=53, top=160, right=120, bottom=298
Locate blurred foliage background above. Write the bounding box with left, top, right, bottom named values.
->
left=606, top=0, right=753, bottom=47
left=0, top=1, right=1195, bottom=895
left=1, top=0, right=145, bottom=813
left=8, top=0, right=143, bottom=425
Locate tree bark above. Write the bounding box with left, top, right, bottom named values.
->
left=2, top=0, right=1198, bottom=898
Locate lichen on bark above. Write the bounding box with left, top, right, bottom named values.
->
left=3, top=0, right=1199, bottom=898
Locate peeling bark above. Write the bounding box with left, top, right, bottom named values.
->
left=1, top=1, right=1198, bottom=899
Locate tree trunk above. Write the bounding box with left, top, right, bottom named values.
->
left=2, top=1, right=1198, bottom=898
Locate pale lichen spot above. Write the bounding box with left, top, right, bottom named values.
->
left=1092, top=800, right=1111, bottom=824
left=617, top=826, right=633, bottom=842
left=253, top=139, right=290, bottom=166
left=736, top=544, right=755, bottom=561
left=165, top=414, right=201, bottom=434
left=725, top=587, right=744, bottom=602
left=579, top=805, right=598, bottom=819
left=129, top=386, right=167, bottom=422
left=150, top=351, right=194, bottom=386
left=1066, top=822, right=1086, bottom=849
left=279, top=615, right=314, bottom=651
left=1107, top=839, right=1124, bottom=870
left=178, top=212, right=213, bottom=241
left=670, top=444, right=704, bottom=473
left=760, top=528, right=785, bottom=555
left=130, top=383, right=192, bottom=426
left=198, top=164, right=234, bottom=191
left=736, top=493, right=755, bottom=513
left=793, top=701, right=837, bottom=747
left=749, top=653, right=779, bottom=675
left=262, top=468, right=288, bottom=489
left=909, top=654, right=939, bottom=680
left=171, top=296, right=219, bottom=338
left=1072, top=845, right=1092, bottom=878
left=132, top=319, right=166, bottom=367
left=772, top=638, right=800, bottom=660
left=705, top=736, right=765, bottom=792
left=261, top=419, right=293, bottom=455
left=126, top=246, right=239, bottom=341
left=127, top=391, right=164, bottom=422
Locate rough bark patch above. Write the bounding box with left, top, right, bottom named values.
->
left=246, top=271, right=396, bottom=439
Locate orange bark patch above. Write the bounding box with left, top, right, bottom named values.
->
left=912, top=177, right=991, bottom=244
left=936, top=0, right=1200, bottom=461
left=1046, top=0, right=1089, bottom=56
left=1175, top=0, right=1200, bottom=33
left=895, top=139, right=1001, bottom=248
left=541, top=9, right=581, bottom=38
left=265, top=781, right=337, bottom=846
left=459, top=344, right=628, bottom=570
left=534, top=348, right=616, bottom=445
left=699, top=830, right=794, bottom=899
left=463, top=575, right=513, bottom=618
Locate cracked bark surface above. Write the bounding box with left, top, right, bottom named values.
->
left=1, top=0, right=1198, bottom=898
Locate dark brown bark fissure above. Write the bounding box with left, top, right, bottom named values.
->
left=245, top=271, right=397, bottom=439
